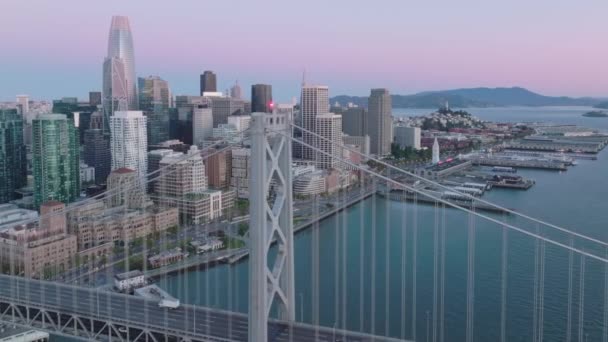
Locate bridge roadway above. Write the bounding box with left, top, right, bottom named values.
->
left=0, top=275, right=405, bottom=342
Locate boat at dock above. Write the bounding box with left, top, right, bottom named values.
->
left=488, top=175, right=535, bottom=190
left=378, top=189, right=510, bottom=215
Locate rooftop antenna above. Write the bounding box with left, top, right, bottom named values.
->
left=302, top=68, right=307, bottom=87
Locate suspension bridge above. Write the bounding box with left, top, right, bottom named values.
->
left=0, top=112, right=606, bottom=341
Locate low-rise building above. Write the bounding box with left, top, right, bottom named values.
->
left=293, top=170, right=327, bottom=196
left=293, top=167, right=357, bottom=196
left=67, top=200, right=178, bottom=251
left=161, top=189, right=226, bottom=224
left=0, top=325, right=49, bottom=341
left=148, top=247, right=187, bottom=268
left=190, top=238, right=224, bottom=254
left=0, top=204, right=38, bottom=231
left=0, top=202, right=77, bottom=278
left=114, top=270, right=146, bottom=292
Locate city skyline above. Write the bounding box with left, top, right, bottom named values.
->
left=1, top=0, right=608, bottom=102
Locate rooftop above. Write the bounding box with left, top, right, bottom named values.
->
left=426, top=158, right=469, bottom=172
left=114, top=270, right=144, bottom=281
left=112, top=167, right=135, bottom=174
left=0, top=325, right=49, bottom=340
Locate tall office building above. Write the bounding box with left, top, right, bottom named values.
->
left=138, top=76, right=171, bottom=145
left=102, top=57, right=128, bottom=124
left=203, top=148, right=231, bottom=189
left=0, top=109, right=27, bottom=203
left=89, top=91, right=102, bottom=106
left=16, top=95, right=29, bottom=116
left=367, top=88, right=393, bottom=155
left=394, top=126, right=421, bottom=150
left=315, top=114, right=343, bottom=169
left=103, top=16, right=137, bottom=127
left=300, top=85, right=329, bottom=160
left=193, top=105, right=214, bottom=147
left=341, top=107, right=367, bottom=137
left=32, top=114, right=80, bottom=207
left=209, top=96, right=245, bottom=126
left=89, top=111, right=103, bottom=130
left=52, top=97, right=98, bottom=144
left=157, top=145, right=207, bottom=197
left=200, top=71, right=217, bottom=94
left=251, top=84, right=273, bottom=113
left=230, top=81, right=242, bottom=99
left=109, top=111, right=148, bottom=185
left=83, top=129, right=111, bottom=184
left=174, top=96, right=206, bottom=145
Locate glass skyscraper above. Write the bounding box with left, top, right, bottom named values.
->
left=32, top=114, right=80, bottom=207
left=103, top=16, right=137, bottom=129
left=0, top=109, right=27, bottom=203
left=138, top=76, right=170, bottom=145
left=200, top=70, right=217, bottom=94
left=367, top=88, right=393, bottom=155
left=251, top=84, right=273, bottom=113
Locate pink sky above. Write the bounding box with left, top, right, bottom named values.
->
left=1, top=0, right=607, bottom=101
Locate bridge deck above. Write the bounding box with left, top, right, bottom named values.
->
left=0, top=275, right=406, bottom=342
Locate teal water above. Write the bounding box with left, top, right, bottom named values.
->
left=56, top=107, right=608, bottom=341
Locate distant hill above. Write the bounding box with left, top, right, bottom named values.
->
left=331, top=87, right=602, bottom=108
left=594, top=101, right=608, bottom=109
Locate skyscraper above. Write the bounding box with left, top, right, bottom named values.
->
left=300, top=85, right=329, bottom=160
left=193, top=105, right=213, bottom=147
left=157, top=146, right=207, bottom=197
left=251, top=84, right=273, bottom=113
left=103, top=16, right=137, bottom=128
left=89, top=111, right=103, bottom=130
left=52, top=97, right=98, bottom=145
left=367, top=88, right=393, bottom=155
left=200, top=71, right=217, bottom=94
left=138, top=76, right=171, bottom=145
left=32, top=114, right=80, bottom=207
left=16, top=95, right=29, bottom=116
left=230, top=81, right=242, bottom=99
left=340, top=107, right=368, bottom=137
left=209, top=96, right=246, bottom=126
left=102, top=57, right=128, bottom=125
left=89, top=91, right=102, bottom=106
left=315, top=114, right=343, bottom=169
left=175, top=96, right=207, bottom=145
left=109, top=111, right=148, bottom=185
left=84, top=129, right=111, bottom=185
left=0, top=109, right=27, bottom=203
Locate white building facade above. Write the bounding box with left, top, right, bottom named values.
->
left=110, top=111, right=148, bottom=184
left=315, top=114, right=343, bottom=169
left=300, top=85, right=329, bottom=161
left=394, top=126, right=421, bottom=149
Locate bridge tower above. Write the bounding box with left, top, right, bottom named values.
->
left=249, top=112, right=296, bottom=342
